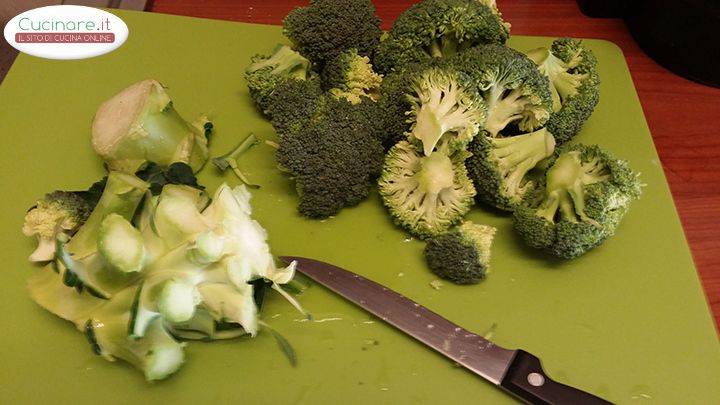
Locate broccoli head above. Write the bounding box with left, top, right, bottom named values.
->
left=406, top=66, right=486, bottom=156
left=513, top=144, right=642, bottom=259
left=323, top=48, right=383, bottom=104
left=375, top=0, right=510, bottom=74
left=23, top=191, right=91, bottom=262
left=467, top=128, right=556, bottom=211
left=283, top=0, right=382, bottom=68
left=451, top=44, right=552, bottom=137
left=265, top=77, right=324, bottom=136
left=526, top=38, right=600, bottom=145
left=276, top=97, right=384, bottom=219
left=378, top=141, right=476, bottom=239
left=245, top=45, right=314, bottom=113
left=424, top=221, right=496, bottom=284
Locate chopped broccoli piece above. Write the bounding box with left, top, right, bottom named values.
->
left=283, top=0, right=382, bottom=67
left=406, top=66, right=486, bottom=156
left=375, top=0, right=510, bottom=74
left=526, top=38, right=600, bottom=145
left=275, top=97, right=384, bottom=218
left=211, top=133, right=260, bottom=188
left=323, top=48, right=383, bottom=104
left=424, top=221, right=496, bottom=284
left=91, top=80, right=211, bottom=173
left=245, top=44, right=313, bottom=113
left=378, top=141, right=476, bottom=239
left=467, top=128, right=556, bottom=211
left=451, top=44, right=552, bottom=137
left=23, top=191, right=91, bottom=262
left=513, top=144, right=642, bottom=259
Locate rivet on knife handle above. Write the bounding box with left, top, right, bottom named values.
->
left=500, top=350, right=612, bottom=405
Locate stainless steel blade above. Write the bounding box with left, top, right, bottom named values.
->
left=281, top=256, right=517, bottom=385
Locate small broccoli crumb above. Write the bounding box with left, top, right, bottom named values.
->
left=429, top=280, right=444, bottom=290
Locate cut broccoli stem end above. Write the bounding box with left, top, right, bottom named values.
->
left=416, top=153, right=455, bottom=195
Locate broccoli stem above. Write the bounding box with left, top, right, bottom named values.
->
left=490, top=128, right=556, bottom=196
left=485, top=87, right=532, bottom=137
left=92, top=80, right=209, bottom=173
left=212, top=133, right=260, bottom=189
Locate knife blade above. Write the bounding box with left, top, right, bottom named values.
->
left=281, top=256, right=611, bottom=405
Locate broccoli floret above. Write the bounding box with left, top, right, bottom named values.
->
left=451, top=44, right=552, bottom=137
left=265, top=77, right=325, bottom=136
left=467, top=128, right=556, bottom=211
left=323, top=48, right=383, bottom=104
left=283, top=0, right=382, bottom=68
left=23, top=191, right=91, bottom=262
left=374, top=0, right=509, bottom=74
left=406, top=66, right=487, bottom=156
left=513, top=144, right=642, bottom=259
left=526, top=38, right=600, bottom=145
left=276, top=97, right=384, bottom=218
left=376, top=62, right=437, bottom=149
left=424, top=221, right=496, bottom=284
left=245, top=44, right=314, bottom=113
left=91, top=80, right=212, bottom=174
left=378, top=141, right=476, bottom=239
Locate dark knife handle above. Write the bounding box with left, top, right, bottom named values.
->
left=500, top=350, right=613, bottom=405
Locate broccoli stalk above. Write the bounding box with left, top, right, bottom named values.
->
left=467, top=128, right=556, bottom=211
left=378, top=141, right=476, bottom=239
left=424, top=221, right=496, bottom=284
left=513, top=144, right=642, bottom=259
left=97, top=213, right=146, bottom=273
left=91, top=80, right=211, bottom=174
left=211, top=133, right=260, bottom=188
left=407, top=68, right=486, bottom=156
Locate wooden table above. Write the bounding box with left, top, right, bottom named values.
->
left=2, top=0, right=718, bottom=329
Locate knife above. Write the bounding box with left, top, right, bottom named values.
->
left=280, top=256, right=611, bottom=405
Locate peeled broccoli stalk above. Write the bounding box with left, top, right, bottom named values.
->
left=282, top=0, right=382, bottom=67
left=91, top=80, right=211, bottom=174
left=526, top=38, right=600, bottom=145
left=211, top=133, right=260, bottom=188
left=323, top=48, right=383, bottom=104
left=451, top=44, right=552, bottom=137
left=98, top=214, right=146, bottom=273
left=168, top=309, right=246, bottom=341
left=513, top=144, right=642, bottom=259
left=375, top=0, right=510, bottom=74
left=245, top=45, right=313, bottom=113
left=467, top=128, right=556, bottom=211
left=424, top=221, right=496, bottom=284
left=23, top=191, right=91, bottom=262
left=86, top=287, right=185, bottom=381
left=378, top=141, right=476, bottom=239
left=157, top=279, right=201, bottom=323
left=151, top=185, right=209, bottom=250
left=407, top=67, right=486, bottom=156
left=188, top=231, right=225, bottom=265
left=199, top=283, right=258, bottom=337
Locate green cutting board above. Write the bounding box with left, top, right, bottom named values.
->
left=0, top=9, right=718, bottom=404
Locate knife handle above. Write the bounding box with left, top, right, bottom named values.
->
left=500, top=350, right=612, bottom=405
